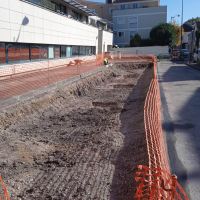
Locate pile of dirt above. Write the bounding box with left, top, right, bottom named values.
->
left=0, top=63, right=152, bottom=200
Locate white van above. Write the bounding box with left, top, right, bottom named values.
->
left=194, top=49, right=200, bottom=63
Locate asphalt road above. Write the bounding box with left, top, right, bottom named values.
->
left=158, top=60, right=200, bottom=200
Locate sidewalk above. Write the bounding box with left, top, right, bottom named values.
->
left=158, top=60, right=200, bottom=200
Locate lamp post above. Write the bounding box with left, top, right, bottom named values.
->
left=181, top=0, right=184, bottom=48
left=171, top=15, right=180, bottom=24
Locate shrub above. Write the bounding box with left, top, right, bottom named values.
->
left=130, top=34, right=142, bottom=47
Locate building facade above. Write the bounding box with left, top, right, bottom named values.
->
left=0, top=0, right=113, bottom=64
left=77, top=0, right=167, bottom=47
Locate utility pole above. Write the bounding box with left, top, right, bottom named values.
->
left=181, top=0, right=184, bottom=48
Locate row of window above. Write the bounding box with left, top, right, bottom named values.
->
left=26, top=0, right=87, bottom=23
left=28, top=0, right=67, bottom=15
left=114, top=31, right=137, bottom=39
left=0, top=43, right=96, bottom=64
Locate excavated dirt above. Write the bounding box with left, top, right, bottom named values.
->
left=0, top=63, right=152, bottom=200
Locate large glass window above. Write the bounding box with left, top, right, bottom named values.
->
left=31, top=45, right=40, bottom=60
left=79, top=46, right=86, bottom=56
left=72, top=46, right=79, bottom=56
left=61, top=46, right=66, bottom=57
left=54, top=46, right=60, bottom=58
left=91, top=46, right=96, bottom=55
left=48, top=46, right=54, bottom=59
left=31, top=44, right=48, bottom=60
left=85, top=47, right=92, bottom=55
left=0, top=43, right=6, bottom=64
left=7, top=43, right=21, bottom=62
left=66, top=46, right=72, bottom=58
left=60, top=5, right=67, bottom=14
left=20, top=44, right=30, bottom=61
left=40, top=45, right=48, bottom=59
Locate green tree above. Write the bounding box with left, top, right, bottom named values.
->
left=186, top=17, right=200, bottom=24
left=150, top=23, right=178, bottom=46
left=130, top=34, right=142, bottom=47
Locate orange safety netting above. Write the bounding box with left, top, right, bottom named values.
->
left=0, top=55, right=104, bottom=100
left=0, top=176, right=10, bottom=200
left=134, top=57, right=189, bottom=200
left=0, top=53, right=189, bottom=199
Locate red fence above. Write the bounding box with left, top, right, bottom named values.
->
left=0, top=176, right=10, bottom=200
left=0, top=53, right=189, bottom=199
left=134, top=57, right=189, bottom=200
left=0, top=55, right=104, bottom=100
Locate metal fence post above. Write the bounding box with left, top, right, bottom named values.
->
left=48, top=59, right=50, bottom=85
left=171, top=175, right=177, bottom=200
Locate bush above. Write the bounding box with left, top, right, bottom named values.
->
left=140, top=39, right=154, bottom=46
left=130, top=34, right=142, bottom=47
left=150, top=23, right=178, bottom=46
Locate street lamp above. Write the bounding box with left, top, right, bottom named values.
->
left=181, top=0, right=184, bottom=48
left=171, top=14, right=180, bottom=24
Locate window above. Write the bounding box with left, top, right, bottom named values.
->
left=7, top=43, right=21, bottom=62
left=128, top=17, right=138, bottom=28
left=0, top=43, right=6, bottom=64
left=60, top=5, right=67, bottom=14
left=61, top=46, right=66, bottom=57
left=91, top=46, right=96, bottom=55
left=133, top=3, right=138, bottom=9
left=72, top=46, right=80, bottom=56
left=120, top=5, right=125, bottom=10
left=130, top=31, right=137, bottom=40
left=54, top=46, right=60, bottom=58
left=66, top=46, right=72, bottom=58
left=30, top=45, right=48, bottom=60
left=48, top=46, right=54, bottom=59
left=20, top=44, right=30, bottom=61
left=129, top=23, right=137, bottom=28
left=40, top=45, right=48, bottom=59
left=118, top=32, right=124, bottom=38
left=85, top=47, right=92, bottom=55
left=79, top=46, right=86, bottom=56
left=125, top=4, right=132, bottom=9
left=117, top=17, right=125, bottom=25
left=55, top=3, right=61, bottom=13
left=30, top=45, right=40, bottom=60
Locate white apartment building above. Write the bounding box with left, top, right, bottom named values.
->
left=0, top=0, right=113, bottom=64
left=77, top=0, right=167, bottom=47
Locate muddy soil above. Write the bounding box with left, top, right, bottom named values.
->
left=0, top=63, right=152, bottom=200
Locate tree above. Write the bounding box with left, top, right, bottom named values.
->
left=186, top=17, right=200, bottom=24
left=150, top=23, right=178, bottom=46
left=196, top=30, right=200, bottom=48
left=186, top=17, right=200, bottom=48
left=130, top=34, right=142, bottom=47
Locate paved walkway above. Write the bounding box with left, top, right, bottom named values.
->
left=158, top=61, right=200, bottom=200
left=0, top=61, right=98, bottom=100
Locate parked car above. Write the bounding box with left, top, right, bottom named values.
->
left=180, top=49, right=190, bottom=60
left=171, top=49, right=180, bottom=61
left=193, top=49, right=200, bottom=63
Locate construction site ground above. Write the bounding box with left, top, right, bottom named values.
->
left=0, top=62, right=152, bottom=200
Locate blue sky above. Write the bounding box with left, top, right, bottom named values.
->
left=90, top=0, right=200, bottom=23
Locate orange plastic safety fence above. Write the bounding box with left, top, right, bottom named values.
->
left=0, top=53, right=154, bottom=101
left=134, top=57, right=189, bottom=200
left=0, top=54, right=104, bottom=100
left=0, top=176, right=10, bottom=200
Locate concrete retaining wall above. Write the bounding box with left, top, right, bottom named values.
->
left=111, top=46, right=168, bottom=56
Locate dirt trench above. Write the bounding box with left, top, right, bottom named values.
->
left=0, top=63, right=152, bottom=200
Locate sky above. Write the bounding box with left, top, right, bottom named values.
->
left=89, top=0, right=200, bottom=23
